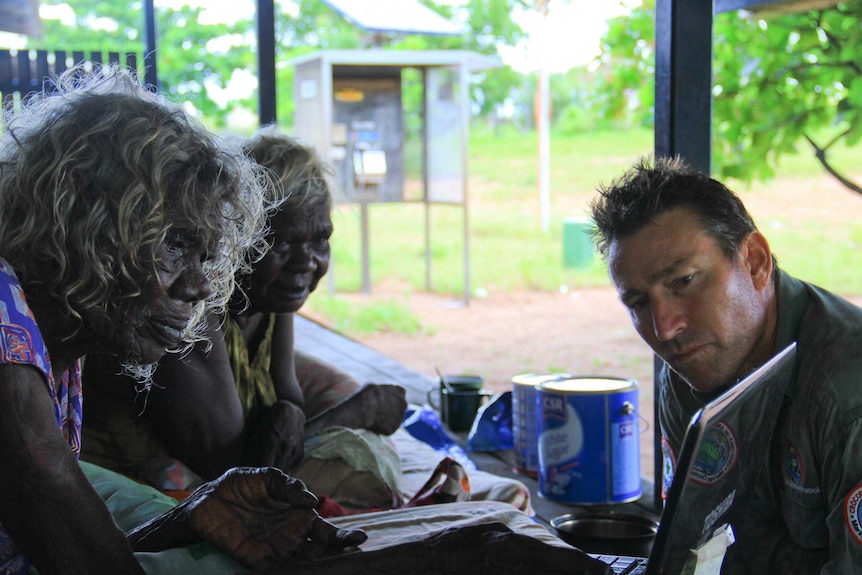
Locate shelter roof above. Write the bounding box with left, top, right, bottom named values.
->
left=288, top=49, right=501, bottom=73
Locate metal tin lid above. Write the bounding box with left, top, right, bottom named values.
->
left=538, top=376, right=637, bottom=393
left=511, top=373, right=572, bottom=387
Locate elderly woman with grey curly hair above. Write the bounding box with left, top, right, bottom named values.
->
left=80, top=129, right=408, bottom=507
left=0, top=66, right=365, bottom=574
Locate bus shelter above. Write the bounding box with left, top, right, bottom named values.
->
left=289, top=49, right=499, bottom=302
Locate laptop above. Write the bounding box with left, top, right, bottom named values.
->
left=590, top=342, right=797, bottom=575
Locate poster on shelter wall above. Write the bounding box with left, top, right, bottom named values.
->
left=426, top=67, right=465, bottom=205
left=331, top=77, right=404, bottom=203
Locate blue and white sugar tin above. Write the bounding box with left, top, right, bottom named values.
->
left=511, top=373, right=571, bottom=477
left=537, top=376, right=641, bottom=505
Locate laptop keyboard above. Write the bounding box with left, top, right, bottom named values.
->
left=589, top=554, right=648, bottom=575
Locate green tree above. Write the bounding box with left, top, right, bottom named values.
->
left=592, top=0, right=862, bottom=191
left=20, top=0, right=256, bottom=127
left=591, top=0, right=655, bottom=130
left=713, top=3, right=861, bottom=189
left=12, top=0, right=530, bottom=129
left=25, top=0, right=142, bottom=56
left=551, top=66, right=605, bottom=135
left=154, top=5, right=257, bottom=127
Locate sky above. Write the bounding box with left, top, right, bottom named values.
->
left=169, top=0, right=635, bottom=74
left=499, top=1, right=634, bottom=74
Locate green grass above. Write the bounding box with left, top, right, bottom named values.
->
left=308, top=293, right=424, bottom=336
left=324, top=126, right=653, bottom=293
left=308, top=125, right=862, bottom=333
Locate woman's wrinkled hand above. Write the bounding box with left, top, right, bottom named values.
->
left=129, top=467, right=366, bottom=570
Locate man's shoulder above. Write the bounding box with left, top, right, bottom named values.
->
left=793, top=282, right=862, bottom=417
left=792, top=274, right=862, bottom=336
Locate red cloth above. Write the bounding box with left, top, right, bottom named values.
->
left=316, top=457, right=471, bottom=518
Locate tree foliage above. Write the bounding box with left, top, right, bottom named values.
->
left=22, top=0, right=258, bottom=126
left=13, top=0, right=530, bottom=130
left=713, top=3, right=862, bottom=187
left=593, top=0, right=861, bottom=188
left=593, top=0, right=655, bottom=130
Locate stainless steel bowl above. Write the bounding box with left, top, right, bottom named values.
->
left=551, top=511, right=659, bottom=557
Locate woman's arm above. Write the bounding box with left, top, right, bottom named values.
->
left=269, top=313, right=304, bottom=407
left=84, top=314, right=246, bottom=481
left=141, top=314, right=247, bottom=480
left=0, top=363, right=145, bottom=574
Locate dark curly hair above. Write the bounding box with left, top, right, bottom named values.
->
left=0, top=66, right=276, bottom=376
left=589, top=155, right=758, bottom=261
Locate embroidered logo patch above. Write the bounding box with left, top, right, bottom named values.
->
left=661, top=436, right=676, bottom=499
left=844, top=483, right=862, bottom=545
left=692, top=421, right=738, bottom=485
left=784, top=443, right=804, bottom=486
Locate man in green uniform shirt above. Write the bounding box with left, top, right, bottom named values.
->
left=589, top=156, right=862, bottom=574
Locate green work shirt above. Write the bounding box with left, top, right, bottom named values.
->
left=659, top=268, right=862, bottom=574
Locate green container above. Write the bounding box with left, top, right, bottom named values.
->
left=563, top=216, right=594, bottom=269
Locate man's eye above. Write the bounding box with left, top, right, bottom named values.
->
left=311, top=238, right=329, bottom=250
left=674, top=274, right=695, bottom=289
left=625, top=297, right=647, bottom=311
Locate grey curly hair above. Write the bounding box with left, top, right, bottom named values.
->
left=242, top=126, right=333, bottom=212
left=0, top=65, right=277, bottom=378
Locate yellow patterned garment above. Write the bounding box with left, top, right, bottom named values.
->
left=224, top=314, right=403, bottom=510
left=224, top=313, right=362, bottom=420
left=223, top=314, right=278, bottom=420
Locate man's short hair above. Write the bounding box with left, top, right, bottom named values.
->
left=589, top=156, right=758, bottom=260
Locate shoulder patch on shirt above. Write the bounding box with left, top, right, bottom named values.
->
left=661, top=436, right=676, bottom=499
left=692, top=421, right=738, bottom=486
left=844, top=483, right=862, bottom=545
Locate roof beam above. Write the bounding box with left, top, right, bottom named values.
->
left=715, top=0, right=842, bottom=14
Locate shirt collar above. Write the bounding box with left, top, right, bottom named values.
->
left=773, top=268, right=805, bottom=398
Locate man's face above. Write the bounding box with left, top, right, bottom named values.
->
left=245, top=201, right=332, bottom=315
left=107, top=230, right=212, bottom=365
left=608, top=208, right=772, bottom=393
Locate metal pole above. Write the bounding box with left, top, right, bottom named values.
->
left=460, top=62, right=471, bottom=305
left=361, top=201, right=371, bottom=294
left=422, top=67, right=432, bottom=291
left=536, top=3, right=551, bottom=233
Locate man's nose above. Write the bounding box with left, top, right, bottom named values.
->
left=651, top=297, right=686, bottom=342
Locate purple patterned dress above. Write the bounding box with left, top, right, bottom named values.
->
left=0, top=258, right=83, bottom=574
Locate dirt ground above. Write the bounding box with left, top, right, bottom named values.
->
left=301, top=171, right=862, bottom=478
left=306, top=171, right=862, bottom=391
left=309, top=286, right=654, bottom=398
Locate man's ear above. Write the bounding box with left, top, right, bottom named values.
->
left=743, top=231, right=773, bottom=291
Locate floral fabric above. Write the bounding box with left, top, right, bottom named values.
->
left=0, top=258, right=83, bottom=574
